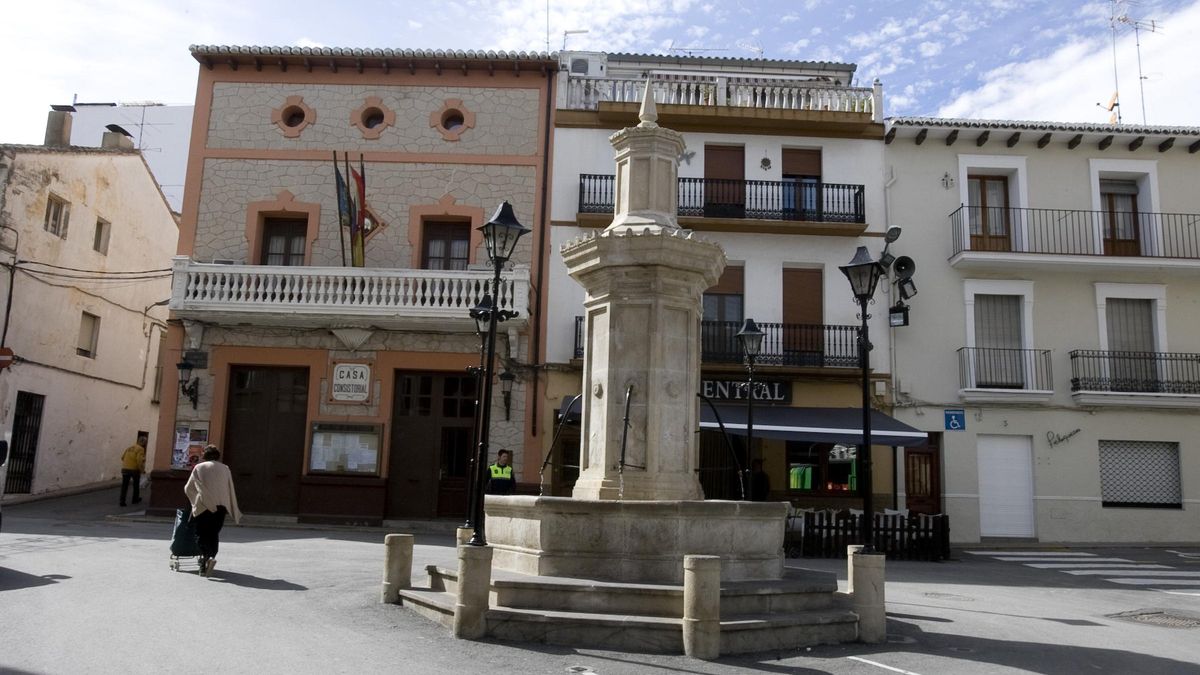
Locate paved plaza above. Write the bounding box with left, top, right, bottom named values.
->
left=2, top=489, right=1199, bottom=674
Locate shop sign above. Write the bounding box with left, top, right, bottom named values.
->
left=331, top=363, right=371, bottom=402
left=700, top=378, right=791, bottom=403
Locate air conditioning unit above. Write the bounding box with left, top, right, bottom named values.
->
left=562, top=51, right=607, bottom=78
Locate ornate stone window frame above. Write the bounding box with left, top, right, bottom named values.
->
left=429, top=99, right=476, bottom=142
left=408, top=194, right=484, bottom=268
left=272, top=96, right=316, bottom=138
left=246, top=190, right=321, bottom=265
left=350, top=96, right=396, bottom=140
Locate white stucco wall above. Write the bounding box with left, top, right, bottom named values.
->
left=0, top=148, right=176, bottom=494
left=886, top=129, right=1200, bottom=543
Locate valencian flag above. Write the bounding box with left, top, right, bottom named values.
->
left=350, top=156, right=368, bottom=267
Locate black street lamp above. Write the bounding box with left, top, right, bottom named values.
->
left=735, top=318, right=764, bottom=500
left=176, top=360, right=199, bottom=409
left=468, top=201, right=529, bottom=547
left=499, top=370, right=516, bottom=421
left=461, top=297, right=492, bottom=530
left=839, top=245, right=885, bottom=552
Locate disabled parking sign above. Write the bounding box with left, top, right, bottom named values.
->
left=944, top=409, right=966, bottom=431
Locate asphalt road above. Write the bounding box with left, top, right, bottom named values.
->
left=1, top=489, right=1199, bottom=674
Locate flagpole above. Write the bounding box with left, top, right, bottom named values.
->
left=344, top=152, right=358, bottom=267
left=334, top=151, right=347, bottom=267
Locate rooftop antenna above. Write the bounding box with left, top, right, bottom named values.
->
left=1117, top=11, right=1161, bottom=125
left=1107, top=0, right=1123, bottom=124
left=736, top=40, right=764, bottom=58
left=563, top=29, right=588, bottom=51
left=666, top=40, right=730, bottom=57
left=545, top=0, right=550, bottom=53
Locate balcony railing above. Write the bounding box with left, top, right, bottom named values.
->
left=957, top=347, right=1053, bottom=391
left=1070, top=350, right=1200, bottom=394
left=950, top=206, right=1200, bottom=259
left=170, top=257, right=528, bottom=324
left=574, top=316, right=858, bottom=367
left=561, top=75, right=877, bottom=118
left=579, top=174, right=866, bottom=224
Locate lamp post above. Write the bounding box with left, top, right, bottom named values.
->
left=461, top=300, right=491, bottom=530
left=735, top=318, right=764, bottom=500
left=839, top=245, right=885, bottom=552
left=468, top=202, right=529, bottom=547
left=499, top=370, right=516, bottom=421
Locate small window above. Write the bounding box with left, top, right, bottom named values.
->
left=77, top=312, right=100, bottom=358
left=422, top=221, right=471, bottom=270
left=1099, top=440, right=1181, bottom=508
left=44, top=194, right=70, bottom=238
left=93, top=218, right=111, bottom=254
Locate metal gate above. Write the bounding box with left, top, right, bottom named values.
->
left=5, top=391, right=45, bottom=494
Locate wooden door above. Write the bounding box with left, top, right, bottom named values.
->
left=224, top=366, right=309, bottom=514
left=904, top=433, right=941, bottom=515
left=782, top=268, right=824, bottom=366
left=1102, top=190, right=1141, bottom=256
left=967, top=176, right=1011, bottom=251
left=704, top=145, right=745, bottom=218
left=388, top=373, right=477, bottom=519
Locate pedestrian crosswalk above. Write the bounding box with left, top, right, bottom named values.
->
left=965, top=550, right=1200, bottom=596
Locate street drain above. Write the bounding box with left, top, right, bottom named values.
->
left=1107, top=609, right=1200, bottom=629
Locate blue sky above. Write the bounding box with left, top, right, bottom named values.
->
left=3, top=0, right=1197, bottom=144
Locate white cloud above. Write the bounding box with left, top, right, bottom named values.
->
left=783, top=39, right=811, bottom=55
left=687, top=25, right=709, bottom=39
left=781, top=13, right=801, bottom=23
left=295, top=37, right=326, bottom=48
left=406, top=20, right=423, bottom=30
left=937, top=0, right=1200, bottom=125
left=811, top=27, right=823, bottom=36
left=804, top=0, right=822, bottom=10
left=918, top=41, right=943, bottom=58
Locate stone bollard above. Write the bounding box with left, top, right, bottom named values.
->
left=682, top=555, right=722, bottom=660
left=381, top=534, right=414, bottom=604
left=847, top=545, right=886, bottom=643
left=456, top=526, right=472, bottom=546
left=452, top=544, right=494, bottom=640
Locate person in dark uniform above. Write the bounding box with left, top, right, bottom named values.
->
left=485, top=449, right=515, bottom=495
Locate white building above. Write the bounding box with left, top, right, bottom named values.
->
left=0, top=111, right=178, bottom=496
left=541, top=51, right=926, bottom=510
left=887, top=117, right=1200, bottom=543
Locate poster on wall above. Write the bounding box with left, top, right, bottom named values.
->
left=172, top=425, right=209, bottom=469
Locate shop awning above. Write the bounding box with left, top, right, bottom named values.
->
left=557, top=396, right=927, bottom=447
left=700, top=404, right=927, bottom=447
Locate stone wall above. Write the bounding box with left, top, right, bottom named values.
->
left=207, top=83, right=541, bottom=155
left=194, top=158, right=537, bottom=266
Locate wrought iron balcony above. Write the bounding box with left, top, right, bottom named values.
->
left=170, top=257, right=529, bottom=329
left=560, top=74, right=877, bottom=118
left=1070, top=350, right=1200, bottom=395
left=579, top=174, right=866, bottom=224
left=957, top=347, right=1053, bottom=393
left=574, top=316, right=858, bottom=367
left=950, top=205, right=1200, bottom=260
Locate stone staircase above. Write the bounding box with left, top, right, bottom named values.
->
left=396, top=564, right=859, bottom=654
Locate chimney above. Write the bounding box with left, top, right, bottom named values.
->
left=101, top=131, right=135, bottom=150
left=44, top=109, right=74, bottom=147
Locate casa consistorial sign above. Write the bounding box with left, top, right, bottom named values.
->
left=331, top=362, right=372, bottom=403
left=701, top=378, right=791, bottom=403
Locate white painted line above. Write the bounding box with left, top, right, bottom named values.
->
left=1159, top=590, right=1200, bottom=596
left=847, top=656, right=925, bottom=675
left=1110, top=578, right=1200, bottom=586
left=991, top=557, right=1134, bottom=563
left=1022, top=559, right=1171, bottom=564
left=964, top=551, right=1096, bottom=556
left=1063, top=570, right=1200, bottom=577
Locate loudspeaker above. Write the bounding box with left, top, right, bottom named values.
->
left=893, top=256, right=916, bottom=280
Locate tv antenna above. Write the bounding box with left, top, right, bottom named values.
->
left=1116, top=12, right=1161, bottom=125
left=736, top=40, right=764, bottom=58
left=666, top=40, right=730, bottom=57
left=563, top=29, right=588, bottom=51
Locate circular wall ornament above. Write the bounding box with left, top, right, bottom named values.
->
left=271, top=95, right=315, bottom=138
left=429, top=98, right=476, bottom=141
left=350, top=96, right=396, bottom=140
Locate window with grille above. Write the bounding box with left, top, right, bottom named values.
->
left=44, top=194, right=70, bottom=238
left=1098, top=440, right=1181, bottom=508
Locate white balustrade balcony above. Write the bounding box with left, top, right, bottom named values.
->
left=560, top=74, right=880, bottom=121
left=169, top=256, right=530, bottom=330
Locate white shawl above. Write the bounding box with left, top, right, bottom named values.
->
left=184, top=461, right=243, bottom=524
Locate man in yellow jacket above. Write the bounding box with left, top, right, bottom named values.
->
left=485, top=449, right=515, bottom=495
left=119, top=434, right=148, bottom=507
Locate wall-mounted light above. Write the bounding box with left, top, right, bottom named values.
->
left=889, top=302, right=910, bottom=327
left=499, top=370, right=516, bottom=421
left=941, top=172, right=956, bottom=189
left=176, top=360, right=199, bottom=409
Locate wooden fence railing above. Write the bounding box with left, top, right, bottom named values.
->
left=787, top=510, right=951, bottom=561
